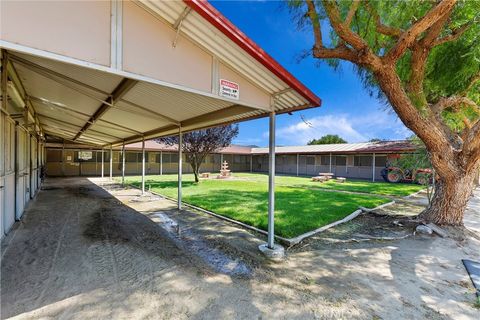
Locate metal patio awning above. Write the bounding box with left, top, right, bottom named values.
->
left=1, top=0, right=320, bottom=148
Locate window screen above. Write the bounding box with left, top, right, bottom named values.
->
left=335, top=156, right=346, bottom=166
left=306, top=156, right=315, bottom=165
left=354, top=155, right=373, bottom=167
left=321, top=155, right=330, bottom=165
left=375, top=156, right=387, bottom=167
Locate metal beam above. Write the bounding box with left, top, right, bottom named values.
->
left=119, top=98, right=179, bottom=124
left=296, top=153, right=299, bottom=176
left=105, top=104, right=263, bottom=148
left=9, top=54, right=111, bottom=96
left=121, top=141, right=125, bottom=186
left=267, top=111, right=275, bottom=249
left=38, top=114, right=122, bottom=140
left=329, top=153, right=332, bottom=173
left=110, top=145, right=113, bottom=180
left=30, top=95, right=142, bottom=135
left=181, top=105, right=257, bottom=127
left=173, top=7, right=192, bottom=29
left=74, top=78, right=138, bottom=140
left=141, top=137, right=145, bottom=194
left=172, top=7, right=192, bottom=48
left=101, top=148, right=105, bottom=178
left=1, top=49, right=7, bottom=120
left=178, top=126, right=182, bottom=210
left=160, top=151, right=163, bottom=175
left=6, top=55, right=44, bottom=137
left=111, top=0, right=123, bottom=69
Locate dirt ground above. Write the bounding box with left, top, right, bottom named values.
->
left=1, top=177, right=479, bottom=319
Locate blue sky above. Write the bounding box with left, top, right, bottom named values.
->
left=211, top=0, right=411, bottom=147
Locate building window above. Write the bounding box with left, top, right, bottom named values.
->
left=354, top=155, right=373, bottom=167
left=375, top=156, right=387, bottom=167
left=125, top=152, right=138, bottom=163
left=321, top=155, right=330, bottom=165
left=306, top=156, right=315, bottom=165
left=335, top=156, right=346, bottom=166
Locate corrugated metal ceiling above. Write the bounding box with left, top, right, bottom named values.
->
left=5, top=1, right=318, bottom=147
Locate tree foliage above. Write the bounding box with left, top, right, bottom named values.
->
left=288, top=0, right=480, bottom=225
left=157, top=125, right=239, bottom=183
left=307, top=134, right=347, bottom=144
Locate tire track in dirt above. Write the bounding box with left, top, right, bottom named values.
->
left=33, top=191, right=74, bottom=309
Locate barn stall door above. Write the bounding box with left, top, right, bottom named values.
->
left=16, top=127, right=29, bottom=220
left=30, top=136, right=38, bottom=196
left=2, top=116, right=16, bottom=235
left=0, top=111, right=4, bottom=238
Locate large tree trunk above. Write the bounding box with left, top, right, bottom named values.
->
left=420, top=169, right=477, bottom=225
left=374, top=68, right=480, bottom=226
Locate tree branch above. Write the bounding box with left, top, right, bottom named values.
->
left=461, top=71, right=480, bottom=96
left=312, top=44, right=358, bottom=62
left=364, top=0, right=403, bottom=37
left=344, top=0, right=360, bottom=28
left=306, top=0, right=323, bottom=49
left=433, top=21, right=472, bottom=46
left=385, top=0, right=458, bottom=62
left=306, top=0, right=359, bottom=64
left=431, top=96, right=478, bottom=114
left=407, top=6, right=455, bottom=107
left=322, top=0, right=370, bottom=52
left=464, top=120, right=480, bottom=165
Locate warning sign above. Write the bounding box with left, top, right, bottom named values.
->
left=219, top=79, right=239, bottom=100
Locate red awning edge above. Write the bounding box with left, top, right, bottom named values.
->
left=184, top=0, right=322, bottom=108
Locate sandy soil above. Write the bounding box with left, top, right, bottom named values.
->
left=1, top=177, right=479, bottom=319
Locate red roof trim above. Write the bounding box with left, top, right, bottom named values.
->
left=184, top=0, right=321, bottom=108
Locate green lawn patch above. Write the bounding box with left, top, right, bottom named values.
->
left=123, top=173, right=392, bottom=238
left=234, top=173, right=424, bottom=197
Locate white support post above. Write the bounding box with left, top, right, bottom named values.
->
left=160, top=151, right=163, bottom=175
left=109, top=145, right=113, bottom=180
left=267, top=112, right=276, bottom=249
left=372, top=153, right=376, bottom=182
left=121, top=141, right=125, bottom=186
left=141, top=138, right=145, bottom=195
left=296, top=153, right=299, bottom=176
left=178, top=127, right=183, bottom=210
left=329, top=153, right=332, bottom=173
left=220, top=153, right=223, bottom=172
left=250, top=154, right=253, bottom=173
left=101, top=148, right=104, bottom=178
left=61, top=141, right=65, bottom=176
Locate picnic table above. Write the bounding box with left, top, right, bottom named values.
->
left=318, top=172, right=334, bottom=180
left=200, top=172, right=210, bottom=178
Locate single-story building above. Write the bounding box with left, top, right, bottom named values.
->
left=44, top=140, right=417, bottom=181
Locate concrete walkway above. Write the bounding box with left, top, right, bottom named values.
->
left=1, top=178, right=479, bottom=319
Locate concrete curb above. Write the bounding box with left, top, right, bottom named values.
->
left=286, top=209, right=364, bottom=246
left=403, top=188, right=428, bottom=199
left=358, top=200, right=396, bottom=213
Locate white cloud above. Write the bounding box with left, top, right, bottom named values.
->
left=272, top=112, right=411, bottom=145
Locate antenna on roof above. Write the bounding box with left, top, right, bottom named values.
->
left=300, top=114, right=314, bottom=128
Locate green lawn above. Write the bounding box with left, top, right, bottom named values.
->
left=233, top=173, right=424, bottom=197
left=120, top=173, right=413, bottom=238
